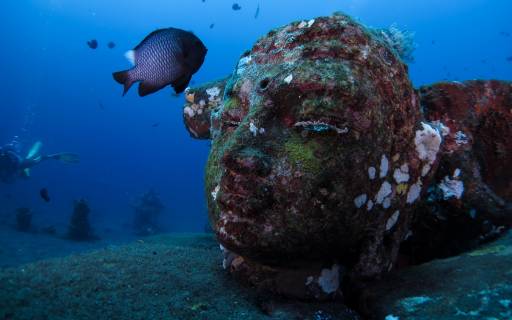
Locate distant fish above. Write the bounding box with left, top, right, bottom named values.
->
left=255, top=4, right=260, bottom=19
left=507, top=56, right=512, bottom=62
left=112, top=27, right=207, bottom=96
left=98, top=100, right=106, bottom=110
left=209, top=23, right=215, bottom=29
left=87, top=39, right=98, bottom=49
left=152, top=122, right=160, bottom=127
left=431, top=40, right=436, bottom=45
left=499, top=31, right=510, bottom=37
left=107, top=41, right=116, bottom=49
left=232, top=3, right=241, bottom=11
left=40, top=188, right=50, bottom=202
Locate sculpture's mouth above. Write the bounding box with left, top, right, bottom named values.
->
left=217, top=170, right=273, bottom=217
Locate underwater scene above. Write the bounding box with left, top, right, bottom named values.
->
left=0, top=0, right=511, bottom=319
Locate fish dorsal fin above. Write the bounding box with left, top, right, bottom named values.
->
left=124, top=50, right=136, bottom=66
left=134, top=28, right=168, bottom=51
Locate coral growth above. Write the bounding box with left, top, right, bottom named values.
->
left=132, top=189, right=165, bottom=236
left=67, top=199, right=96, bottom=241
left=181, top=12, right=511, bottom=301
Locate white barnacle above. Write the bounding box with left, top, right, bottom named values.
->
left=453, top=168, right=461, bottom=178
left=421, top=164, right=431, bottom=177
left=415, top=122, right=442, bottom=164
left=380, top=155, right=389, bottom=178
left=184, top=106, right=195, bottom=117
left=368, top=167, right=376, bottom=180
left=382, top=197, right=391, bottom=209
left=438, top=176, right=464, bottom=200
left=455, top=131, right=469, bottom=145
left=211, top=185, right=220, bottom=201
left=307, top=19, right=315, bottom=28
left=386, top=210, right=400, bottom=231
left=206, top=86, right=221, bottom=101
left=393, top=164, right=410, bottom=183
left=249, top=121, right=259, bottom=137
left=258, top=127, right=265, bottom=135
left=317, top=264, right=340, bottom=294
left=376, top=181, right=392, bottom=204
left=354, top=194, right=368, bottom=208
left=237, top=55, right=252, bottom=75
left=406, top=180, right=422, bottom=204
left=367, top=199, right=374, bottom=211
left=284, top=74, right=293, bottom=84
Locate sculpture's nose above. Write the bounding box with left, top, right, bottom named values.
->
left=222, top=147, right=271, bottom=177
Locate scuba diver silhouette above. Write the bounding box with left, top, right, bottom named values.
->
left=0, top=141, right=79, bottom=183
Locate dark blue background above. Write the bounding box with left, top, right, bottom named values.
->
left=0, top=0, right=511, bottom=234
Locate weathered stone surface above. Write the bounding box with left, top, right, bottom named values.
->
left=358, top=231, right=512, bottom=319
left=183, top=79, right=228, bottom=139
left=181, top=13, right=512, bottom=302
left=183, top=13, right=443, bottom=293
left=401, top=81, right=512, bottom=264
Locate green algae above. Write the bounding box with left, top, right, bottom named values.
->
left=284, top=136, right=321, bottom=174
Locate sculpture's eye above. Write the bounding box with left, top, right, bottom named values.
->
left=294, top=120, right=349, bottom=135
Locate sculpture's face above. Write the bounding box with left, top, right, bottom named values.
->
left=201, top=15, right=421, bottom=263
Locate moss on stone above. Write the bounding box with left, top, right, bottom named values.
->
left=284, top=136, right=321, bottom=174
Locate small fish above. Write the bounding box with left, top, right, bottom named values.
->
left=232, top=3, right=241, bottom=11
left=113, top=27, right=207, bottom=96
left=98, top=100, right=105, bottom=110
left=431, top=40, right=436, bottom=45
left=209, top=23, right=215, bottom=29
left=499, top=31, right=510, bottom=37
left=255, top=4, right=260, bottom=19
left=152, top=122, right=160, bottom=127
left=87, top=39, right=98, bottom=49
left=107, top=41, right=116, bottom=49
left=40, top=188, right=50, bottom=202
left=507, top=56, right=512, bottom=62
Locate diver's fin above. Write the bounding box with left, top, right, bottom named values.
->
left=47, top=153, right=80, bottom=164
left=26, top=141, right=42, bottom=160
left=23, top=168, right=30, bottom=177
left=124, top=50, right=136, bottom=66
left=113, top=70, right=136, bottom=96
left=171, top=74, right=192, bottom=94
left=138, top=81, right=165, bottom=97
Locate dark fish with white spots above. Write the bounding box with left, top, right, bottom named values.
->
left=107, top=41, right=116, bottom=49
left=113, top=27, right=207, bottom=96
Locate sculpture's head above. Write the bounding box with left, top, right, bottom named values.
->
left=184, top=14, right=433, bottom=273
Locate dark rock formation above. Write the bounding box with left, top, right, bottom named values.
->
left=401, top=81, right=512, bottom=264
left=67, top=199, right=96, bottom=241
left=132, top=189, right=165, bottom=236
left=182, top=13, right=512, bottom=302
left=15, top=207, right=32, bottom=232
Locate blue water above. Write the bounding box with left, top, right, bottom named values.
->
left=0, top=0, right=511, bottom=235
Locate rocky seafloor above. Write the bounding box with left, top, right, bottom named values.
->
left=0, top=231, right=511, bottom=320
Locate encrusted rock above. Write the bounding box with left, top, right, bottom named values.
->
left=181, top=14, right=511, bottom=301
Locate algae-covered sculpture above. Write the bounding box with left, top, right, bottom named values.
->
left=182, top=13, right=511, bottom=299
left=67, top=199, right=96, bottom=241
left=15, top=207, right=33, bottom=232
left=132, top=189, right=165, bottom=236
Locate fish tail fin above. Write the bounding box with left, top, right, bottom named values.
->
left=46, top=153, right=80, bottom=164
left=25, top=141, right=42, bottom=160
left=113, top=70, right=135, bottom=96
